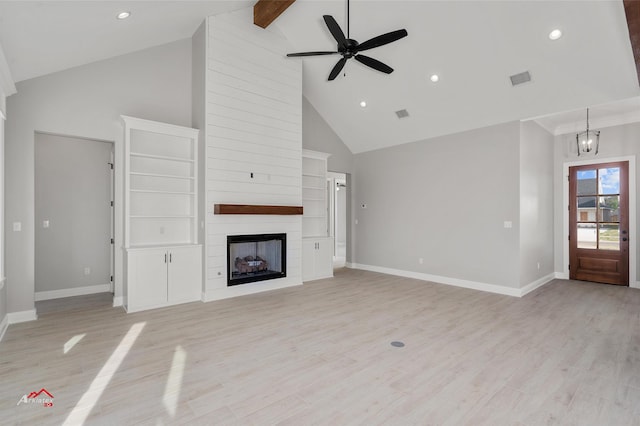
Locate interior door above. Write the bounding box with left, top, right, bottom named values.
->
left=569, top=161, right=629, bottom=285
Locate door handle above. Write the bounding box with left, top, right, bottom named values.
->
left=623, top=237, right=628, bottom=242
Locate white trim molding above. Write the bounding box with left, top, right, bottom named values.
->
left=0, top=314, right=8, bottom=342
left=348, top=263, right=555, bottom=298
left=202, top=279, right=302, bottom=302
left=8, top=309, right=37, bottom=324
left=349, top=263, right=523, bottom=297
left=35, top=284, right=111, bottom=301
left=112, top=296, right=123, bottom=307
left=521, top=273, right=556, bottom=296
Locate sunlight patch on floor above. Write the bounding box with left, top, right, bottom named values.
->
left=62, top=322, right=146, bottom=426
left=162, top=345, right=186, bottom=417
left=63, top=334, right=86, bottom=354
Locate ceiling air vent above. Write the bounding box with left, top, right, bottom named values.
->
left=510, top=71, right=531, bottom=86
left=395, top=109, right=410, bottom=119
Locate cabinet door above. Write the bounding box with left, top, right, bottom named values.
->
left=315, top=238, right=334, bottom=280
left=167, top=246, right=202, bottom=303
left=128, top=248, right=168, bottom=310
left=302, top=239, right=317, bottom=281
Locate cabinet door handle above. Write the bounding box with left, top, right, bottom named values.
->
left=164, top=253, right=167, bottom=263
left=169, top=253, right=172, bottom=263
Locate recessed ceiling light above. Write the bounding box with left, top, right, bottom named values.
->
left=430, top=74, right=439, bottom=83
left=549, top=29, right=562, bottom=40
left=359, top=101, right=367, bottom=108
left=117, top=11, right=131, bottom=20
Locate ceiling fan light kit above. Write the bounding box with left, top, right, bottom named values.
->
left=286, top=0, right=408, bottom=81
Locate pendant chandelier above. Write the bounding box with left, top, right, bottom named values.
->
left=576, top=108, right=599, bottom=156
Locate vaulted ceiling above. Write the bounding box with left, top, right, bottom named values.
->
left=0, top=1, right=638, bottom=153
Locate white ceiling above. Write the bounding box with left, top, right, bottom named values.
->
left=0, top=1, right=639, bottom=153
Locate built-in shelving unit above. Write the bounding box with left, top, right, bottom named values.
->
left=123, top=116, right=199, bottom=248
left=302, top=150, right=333, bottom=281
left=122, top=116, right=202, bottom=312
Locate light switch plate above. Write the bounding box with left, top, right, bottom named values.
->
left=504, top=221, right=513, bottom=229
left=43, top=220, right=50, bottom=228
left=13, top=222, right=21, bottom=232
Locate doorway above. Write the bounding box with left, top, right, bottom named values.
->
left=569, top=161, right=629, bottom=285
left=34, top=133, right=114, bottom=309
left=328, top=172, right=347, bottom=268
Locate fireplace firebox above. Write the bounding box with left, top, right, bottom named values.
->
left=227, top=233, right=286, bottom=286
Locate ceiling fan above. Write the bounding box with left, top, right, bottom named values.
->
left=286, top=0, right=408, bottom=81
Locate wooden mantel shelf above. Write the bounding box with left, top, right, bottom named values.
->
left=214, top=204, right=303, bottom=215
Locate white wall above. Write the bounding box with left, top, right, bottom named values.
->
left=34, top=133, right=112, bottom=296
left=199, top=9, right=303, bottom=300
left=519, top=121, right=555, bottom=287
left=5, top=39, right=192, bottom=315
left=553, top=121, right=640, bottom=285
left=353, top=121, right=522, bottom=291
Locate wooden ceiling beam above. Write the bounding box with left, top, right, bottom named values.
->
left=624, top=0, right=640, bottom=84
left=254, top=0, right=296, bottom=29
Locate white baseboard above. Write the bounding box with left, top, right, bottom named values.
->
left=520, top=273, right=556, bottom=297
left=349, top=263, right=522, bottom=297
left=35, top=284, right=111, bottom=301
left=112, top=296, right=123, bottom=307
left=630, top=281, right=640, bottom=289
left=0, top=314, right=8, bottom=342
left=554, top=271, right=569, bottom=280
left=8, top=309, right=37, bottom=324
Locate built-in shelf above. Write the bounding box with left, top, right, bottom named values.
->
left=214, top=204, right=303, bottom=215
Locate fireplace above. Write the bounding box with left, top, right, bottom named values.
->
left=227, top=233, right=286, bottom=286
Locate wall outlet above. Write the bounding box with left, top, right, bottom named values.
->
left=537, top=262, right=540, bottom=270
left=43, top=220, right=50, bottom=228
left=419, top=258, right=424, bottom=264
left=13, top=222, right=21, bottom=232
left=159, top=226, right=165, bottom=234
left=84, top=267, right=91, bottom=275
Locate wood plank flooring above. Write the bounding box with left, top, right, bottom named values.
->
left=2, top=268, right=640, bottom=425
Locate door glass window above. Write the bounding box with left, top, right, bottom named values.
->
left=576, top=167, right=620, bottom=251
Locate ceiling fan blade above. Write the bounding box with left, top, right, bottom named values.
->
left=287, top=51, right=340, bottom=57
left=328, top=57, right=348, bottom=81
left=323, top=15, right=347, bottom=47
left=354, top=55, right=393, bottom=74
left=357, top=29, right=408, bottom=52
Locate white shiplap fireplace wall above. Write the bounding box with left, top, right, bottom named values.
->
left=193, top=9, right=303, bottom=301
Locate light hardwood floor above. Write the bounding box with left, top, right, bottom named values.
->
left=2, top=268, right=640, bottom=425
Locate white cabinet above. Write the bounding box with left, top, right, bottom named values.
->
left=121, top=116, right=202, bottom=312
left=302, top=150, right=333, bottom=282
left=126, top=245, right=202, bottom=312
left=303, top=237, right=334, bottom=281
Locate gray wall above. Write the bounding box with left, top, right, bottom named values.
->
left=519, top=121, right=555, bottom=286
left=5, top=39, right=192, bottom=313
left=302, top=96, right=353, bottom=175
left=553, top=121, right=640, bottom=283
left=35, top=133, right=112, bottom=293
left=353, top=121, right=522, bottom=288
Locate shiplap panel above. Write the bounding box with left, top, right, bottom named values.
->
left=208, top=102, right=299, bottom=134
left=208, top=91, right=300, bottom=125
left=208, top=158, right=299, bottom=177
left=207, top=138, right=300, bottom=161
left=204, top=13, right=303, bottom=298
left=207, top=125, right=299, bottom=151
left=206, top=72, right=299, bottom=106
left=208, top=81, right=301, bottom=117
left=207, top=117, right=299, bottom=142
